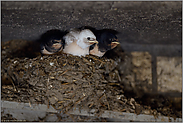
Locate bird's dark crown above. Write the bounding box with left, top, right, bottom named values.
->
left=97, top=31, right=118, bottom=52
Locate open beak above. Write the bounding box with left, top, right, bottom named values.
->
left=111, top=41, right=120, bottom=49
left=112, top=41, right=120, bottom=44
left=52, top=43, right=62, bottom=49
left=52, top=39, right=62, bottom=44
left=88, top=40, right=98, bottom=45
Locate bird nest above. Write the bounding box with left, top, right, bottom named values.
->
left=1, top=39, right=127, bottom=112
left=1, top=40, right=182, bottom=121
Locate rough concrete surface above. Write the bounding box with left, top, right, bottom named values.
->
left=1, top=1, right=182, bottom=44
left=157, top=56, right=182, bottom=92
left=1, top=1, right=182, bottom=56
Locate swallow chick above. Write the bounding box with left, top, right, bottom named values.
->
left=63, top=28, right=98, bottom=57
left=40, top=29, right=66, bottom=55
left=89, top=30, right=120, bottom=57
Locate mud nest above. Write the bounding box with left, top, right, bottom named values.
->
left=1, top=40, right=182, bottom=121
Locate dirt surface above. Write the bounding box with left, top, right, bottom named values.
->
left=1, top=40, right=182, bottom=121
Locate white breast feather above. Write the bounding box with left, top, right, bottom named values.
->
left=63, top=29, right=95, bottom=56
left=63, top=41, right=89, bottom=56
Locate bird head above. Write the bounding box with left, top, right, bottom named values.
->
left=77, top=29, right=98, bottom=49
left=40, top=29, right=65, bottom=54
left=98, top=32, right=120, bottom=52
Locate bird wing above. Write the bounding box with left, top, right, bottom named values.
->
left=63, top=29, right=80, bottom=45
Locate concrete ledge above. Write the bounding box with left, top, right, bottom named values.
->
left=1, top=100, right=182, bottom=122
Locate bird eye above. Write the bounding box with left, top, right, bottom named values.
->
left=87, top=37, right=91, bottom=40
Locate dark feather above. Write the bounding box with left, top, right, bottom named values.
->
left=39, top=29, right=67, bottom=54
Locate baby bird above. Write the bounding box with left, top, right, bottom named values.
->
left=40, top=29, right=66, bottom=55
left=63, top=28, right=98, bottom=57
left=89, top=30, right=120, bottom=57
